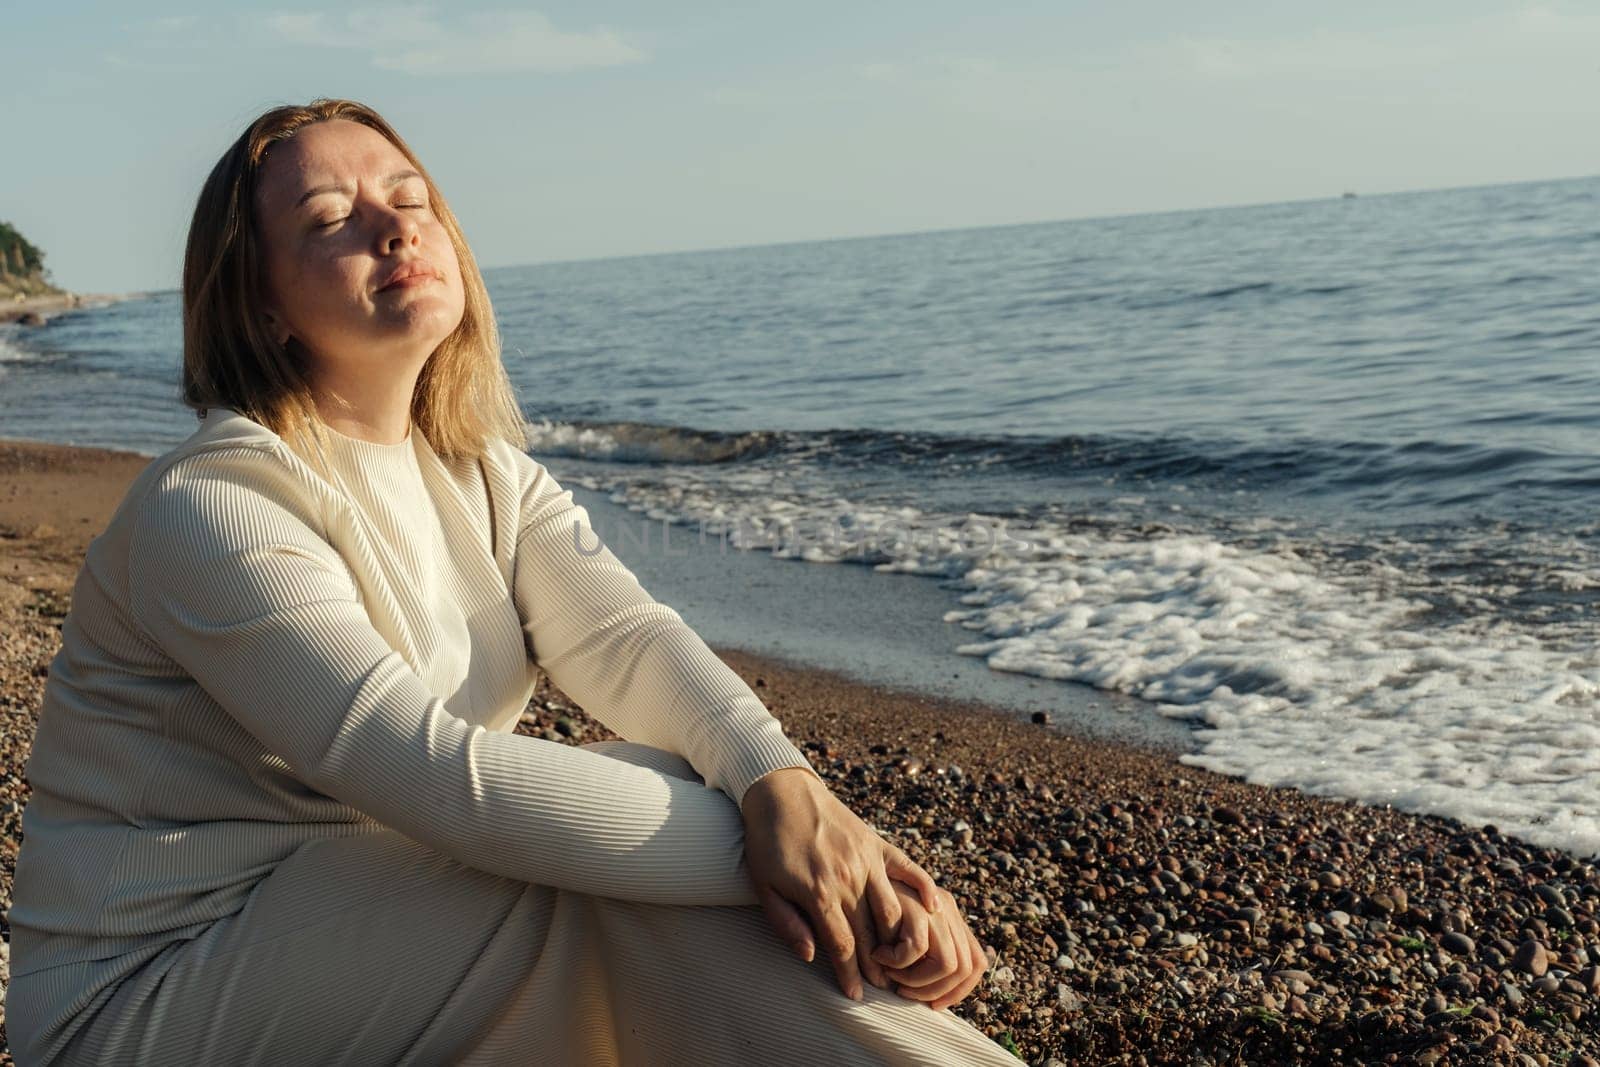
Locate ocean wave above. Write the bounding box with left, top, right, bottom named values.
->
left=525, top=418, right=783, bottom=464
left=526, top=416, right=1583, bottom=514
left=566, top=454, right=1600, bottom=858
left=0, top=334, right=41, bottom=364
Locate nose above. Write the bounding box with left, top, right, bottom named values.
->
left=375, top=201, right=421, bottom=255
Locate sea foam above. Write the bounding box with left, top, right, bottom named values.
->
left=543, top=421, right=1600, bottom=860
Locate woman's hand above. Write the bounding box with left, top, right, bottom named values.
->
left=874, top=883, right=990, bottom=1011
left=741, top=767, right=942, bottom=1000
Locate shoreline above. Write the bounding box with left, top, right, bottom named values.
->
left=0, top=290, right=146, bottom=326
left=2, top=437, right=1599, bottom=1062
left=568, top=482, right=1198, bottom=755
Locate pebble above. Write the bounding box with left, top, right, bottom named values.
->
left=1512, top=939, right=1550, bottom=978
left=1533, top=883, right=1567, bottom=908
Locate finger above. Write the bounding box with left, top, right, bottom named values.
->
left=866, top=864, right=903, bottom=944
left=814, top=901, right=863, bottom=1001
left=871, top=917, right=928, bottom=969
left=865, top=867, right=918, bottom=970
left=896, top=907, right=972, bottom=1003
left=846, top=893, right=889, bottom=991
left=930, top=929, right=988, bottom=1011
left=757, top=885, right=816, bottom=963
left=871, top=889, right=929, bottom=969
left=884, top=943, right=956, bottom=989
left=884, top=845, right=942, bottom=914
left=883, top=905, right=959, bottom=989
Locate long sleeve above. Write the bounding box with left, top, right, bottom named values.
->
left=126, top=445, right=763, bottom=905
left=511, top=452, right=822, bottom=810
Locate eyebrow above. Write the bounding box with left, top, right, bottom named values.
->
left=294, top=169, right=424, bottom=209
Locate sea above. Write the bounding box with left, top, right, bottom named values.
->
left=4, top=175, right=1599, bottom=857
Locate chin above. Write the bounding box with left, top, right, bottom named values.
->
left=386, top=298, right=465, bottom=346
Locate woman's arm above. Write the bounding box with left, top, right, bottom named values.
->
left=510, top=451, right=944, bottom=999
left=125, top=445, right=761, bottom=905
left=510, top=452, right=822, bottom=809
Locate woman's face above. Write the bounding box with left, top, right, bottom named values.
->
left=253, top=119, right=464, bottom=382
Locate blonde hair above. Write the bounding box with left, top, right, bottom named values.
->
left=179, top=97, right=527, bottom=473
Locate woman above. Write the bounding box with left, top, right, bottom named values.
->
left=6, top=99, right=1017, bottom=1065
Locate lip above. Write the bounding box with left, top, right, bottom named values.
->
left=376, top=259, right=440, bottom=292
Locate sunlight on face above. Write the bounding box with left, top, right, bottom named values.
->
left=253, top=119, right=465, bottom=381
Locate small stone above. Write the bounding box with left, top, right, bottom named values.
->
left=1512, top=939, right=1549, bottom=978
left=1271, top=969, right=1314, bottom=995
left=1533, top=883, right=1567, bottom=908
left=1441, top=931, right=1475, bottom=956
left=1056, top=984, right=1084, bottom=1012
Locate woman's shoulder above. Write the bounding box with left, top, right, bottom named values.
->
left=123, top=408, right=329, bottom=545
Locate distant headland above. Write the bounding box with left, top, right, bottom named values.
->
left=0, top=220, right=133, bottom=325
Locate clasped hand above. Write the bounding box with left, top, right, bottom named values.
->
left=740, top=767, right=988, bottom=1009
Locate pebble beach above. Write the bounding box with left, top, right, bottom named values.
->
left=3, top=437, right=1600, bottom=1064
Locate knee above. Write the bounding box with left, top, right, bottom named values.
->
left=579, top=740, right=704, bottom=785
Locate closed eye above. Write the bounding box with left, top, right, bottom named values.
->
left=314, top=203, right=427, bottom=229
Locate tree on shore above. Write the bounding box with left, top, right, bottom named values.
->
left=0, top=220, right=61, bottom=296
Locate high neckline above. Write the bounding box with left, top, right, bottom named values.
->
left=320, top=418, right=415, bottom=459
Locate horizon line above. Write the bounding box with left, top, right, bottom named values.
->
left=112, top=169, right=1599, bottom=298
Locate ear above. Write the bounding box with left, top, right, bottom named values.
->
left=261, top=306, right=292, bottom=347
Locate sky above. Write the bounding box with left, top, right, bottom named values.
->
left=2, top=1, right=1597, bottom=294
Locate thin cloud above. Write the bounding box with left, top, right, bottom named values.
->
left=1166, top=6, right=1600, bottom=81
left=150, top=15, right=201, bottom=33
left=258, top=7, right=645, bottom=74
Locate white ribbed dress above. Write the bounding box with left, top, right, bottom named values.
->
left=6, top=406, right=1014, bottom=1065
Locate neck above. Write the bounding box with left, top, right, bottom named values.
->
left=308, top=364, right=421, bottom=446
